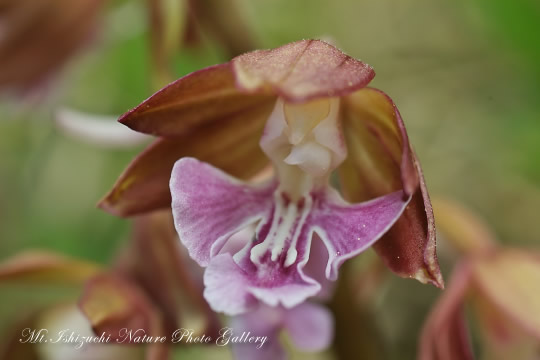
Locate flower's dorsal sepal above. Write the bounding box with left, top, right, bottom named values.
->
left=232, top=39, right=375, bottom=103
left=170, top=158, right=409, bottom=315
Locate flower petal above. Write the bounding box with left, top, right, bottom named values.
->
left=283, top=302, right=334, bottom=352
left=472, top=249, right=540, bottom=340
left=419, top=261, right=474, bottom=360
left=232, top=39, right=374, bottom=103
left=312, top=188, right=410, bottom=280
left=99, top=103, right=271, bottom=217
left=170, top=157, right=276, bottom=266
left=119, top=63, right=273, bottom=136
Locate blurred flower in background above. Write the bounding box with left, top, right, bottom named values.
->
left=100, top=40, right=442, bottom=293
left=420, top=198, right=540, bottom=360
left=79, top=211, right=221, bottom=359
left=0, top=251, right=132, bottom=359
left=0, top=212, right=221, bottom=360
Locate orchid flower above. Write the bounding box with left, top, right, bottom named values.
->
left=100, top=39, right=443, bottom=312
left=420, top=198, right=540, bottom=360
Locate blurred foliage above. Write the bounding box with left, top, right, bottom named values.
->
left=0, top=0, right=539, bottom=359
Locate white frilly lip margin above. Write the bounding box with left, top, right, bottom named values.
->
left=55, top=107, right=151, bottom=148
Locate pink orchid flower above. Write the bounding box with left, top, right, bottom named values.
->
left=420, top=198, right=540, bottom=360
left=100, top=39, right=443, bottom=315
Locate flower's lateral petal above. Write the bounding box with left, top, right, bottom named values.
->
left=312, top=189, right=409, bottom=280
left=232, top=39, right=374, bottom=103
left=230, top=305, right=286, bottom=360
left=99, top=103, right=271, bottom=217
left=375, top=154, right=443, bottom=288
left=55, top=107, right=151, bottom=148
left=0, top=251, right=100, bottom=284
left=119, top=63, right=274, bottom=136
left=78, top=273, right=168, bottom=360
left=170, top=158, right=275, bottom=266
left=339, top=87, right=418, bottom=199
left=283, top=302, right=334, bottom=352
left=419, top=261, right=474, bottom=360
left=472, top=250, right=540, bottom=340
